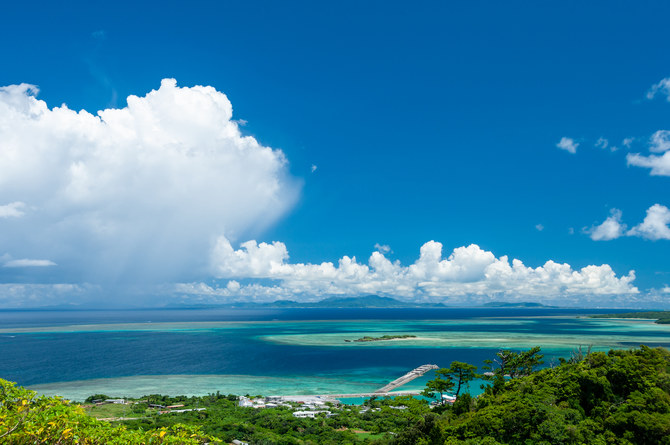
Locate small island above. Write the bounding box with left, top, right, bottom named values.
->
left=344, top=334, right=417, bottom=343
left=590, top=311, right=670, bottom=324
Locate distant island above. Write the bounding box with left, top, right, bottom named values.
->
left=171, top=295, right=448, bottom=309
left=261, top=295, right=449, bottom=308
left=480, top=301, right=558, bottom=308
left=344, top=334, right=417, bottom=343
left=167, top=295, right=568, bottom=310
left=590, top=311, right=670, bottom=324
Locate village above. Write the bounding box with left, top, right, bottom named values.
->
left=84, top=393, right=415, bottom=422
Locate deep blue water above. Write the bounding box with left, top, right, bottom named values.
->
left=0, top=307, right=665, bottom=391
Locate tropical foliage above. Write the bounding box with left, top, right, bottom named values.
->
left=3, top=346, right=670, bottom=444
left=0, top=379, right=217, bottom=444
left=397, top=345, right=670, bottom=444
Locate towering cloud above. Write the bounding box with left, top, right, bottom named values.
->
left=0, top=79, right=299, bottom=285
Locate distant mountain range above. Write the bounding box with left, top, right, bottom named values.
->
left=227, top=295, right=447, bottom=308
left=17, top=296, right=560, bottom=310
left=171, top=296, right=557, bottom=309
left=480, top=301, right=558, bottom=308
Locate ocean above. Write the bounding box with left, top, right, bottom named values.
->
left=1, top=307, right=668, bottom=401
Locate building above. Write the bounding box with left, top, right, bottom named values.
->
left=293, top=410, right=333, bottom=418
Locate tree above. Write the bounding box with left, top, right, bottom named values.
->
left=444, top=361, right=478, bottom=398
left=513, top=346, right=544, bottom=377
left=84, top=394, right=109, bottom=403
left=421, top=368, right=455, bottom=405
left=403, top=346, right=670, bottom=445
left=485, top=346, right=544, bottom=380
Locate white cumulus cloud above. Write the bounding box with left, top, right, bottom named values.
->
left=588, top=205, right=670, bottom=241
left=627, top=204, right=670, bottom=241
left=649, top=130, right=670, bottom=153
left=204, top=237, right=638, bottom=305
left=626, top=131, right=670, bottom=176
left=587, top=209, right=626, bottom=241
left=556, top=137, right=578, bottom=154
left=627, top=79, right=670, bottom=175
left=0, top=79, right=299, bottom=286
left=627, top=152, right=670, bottom=176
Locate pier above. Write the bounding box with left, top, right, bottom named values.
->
left=277, top=364, right=439, bottom=401
left=317, top=390, right=422, bottom=398
left=373, top=364, right=438, bottom=393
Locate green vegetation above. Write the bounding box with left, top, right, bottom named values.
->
left=119, top=394, right=430, bottom=444
left=483, top=346, right=545, bottom=379
left=590, top=311, right=670, bottom=324
left=399, top=345, right=670, bottom=444
left=83, top=402, right=136, bottom=420
left=3, top=345, right=670, bottom=444
left=443, top=362, right=478, bottom=398
left=420, top=361, right=478, bottom=406
left=421, top=368, right=456, bottom=405
left=0, top=379, right=218, bottom=444
left=345, top=335, right=417, bottom=343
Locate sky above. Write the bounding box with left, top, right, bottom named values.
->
left=1, top=1, right=669, bottom=308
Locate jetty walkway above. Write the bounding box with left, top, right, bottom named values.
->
left=279, top=364, right=439, bottom=400
left=374, top=364, right=438, bottom=393
left=316, top=390, right=421, bottom=399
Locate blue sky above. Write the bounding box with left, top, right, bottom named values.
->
left=1, top=1, right=669, bottom=307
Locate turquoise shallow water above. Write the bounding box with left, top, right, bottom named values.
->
left=28, top=374, right=394, bottom=402
left=1, top=308, right=668, bottom=401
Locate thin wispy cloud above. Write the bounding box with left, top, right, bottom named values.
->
left=374, top=243, right=392, bottom=254
left=91, top=30, right=106, bottom=40
left=556, top=137, right=578, bottom=154
left=4, top=259, right=57, bottom=268
left=594, top=138, right=609, bottom=150
left=646, top=77, right=670, bottom=101
left=0, top=202, right=26, bottom=218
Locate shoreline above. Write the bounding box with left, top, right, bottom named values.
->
left=26, top=373, right=428, bottom=402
